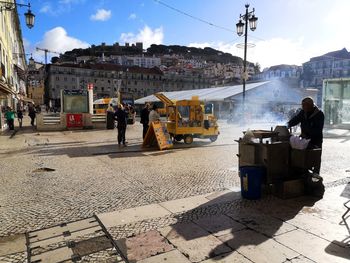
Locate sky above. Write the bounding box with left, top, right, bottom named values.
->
left=17, top=0, right=350, bottom=69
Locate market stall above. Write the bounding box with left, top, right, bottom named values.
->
left=237, top=126, right=322, bottom=199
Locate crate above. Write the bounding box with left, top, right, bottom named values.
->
left=274, top=179, right=305, bottom=199
left=290, top=149, right=322, bottom=169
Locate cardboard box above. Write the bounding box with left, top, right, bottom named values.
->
left=274, top=179, right=305, bottom=199
left=290, top=149, right=322, bottom=169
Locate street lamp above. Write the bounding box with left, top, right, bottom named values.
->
left=0, top=1, right=35, bottom=29
left=236, top=4, right=257, bottom=102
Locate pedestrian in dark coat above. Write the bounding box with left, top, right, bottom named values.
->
left=140, top=103, right=150, bottom=139
left=114, top=104, right=128, bottom=146
left=28, top=105, right=36, bottom=126
left=17, top=108, right=23, bottom=128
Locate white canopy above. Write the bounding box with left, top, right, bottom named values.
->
left=135, top=81, right=269, bottom=104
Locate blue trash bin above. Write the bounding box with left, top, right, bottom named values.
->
left=239, top=166, right=265, bottom=200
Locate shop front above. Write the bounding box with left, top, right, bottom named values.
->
left=323, top=78, right=350, bottom=127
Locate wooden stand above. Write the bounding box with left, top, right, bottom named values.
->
left=143, top=121, right=173, bottom=150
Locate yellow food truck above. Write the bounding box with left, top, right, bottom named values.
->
left=93, top=94, right=136, bottom=124
left=155, top=93, right=219, bottom=144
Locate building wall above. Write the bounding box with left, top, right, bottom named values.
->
left=0, top=3, right=27, bottom=131
left=46, top=64, right=164, bottom=107
left=27, top=65, right=45, bottom=105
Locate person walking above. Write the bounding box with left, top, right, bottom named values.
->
left=28, top=105, right=36, bottom=126
left=140, top=103, right=150, bottom=139
left=5, top=106, right=15, bottom=130
left=114, top=104, right=128, bottom=147
left=17, top=108, right=23, bottom=128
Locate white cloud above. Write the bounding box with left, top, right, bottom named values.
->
left=90, top=9, right=112, bottom=21
left=39, top=4, right=52, bottom=14
left=40, top=0, right=85, bottom=16
left=129, top=13, right=137, bottom=20
left=189, top=38, right=315, bottom=69
left=120, top=25, right=163, bottom=49
left=32, top=27, right=89, bottom=63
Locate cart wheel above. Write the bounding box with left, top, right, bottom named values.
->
left=209, top=135, right=218, bottom=142
left=184, top=135, right=193, bottom=144
left=174, top=135, right=183, bottom=142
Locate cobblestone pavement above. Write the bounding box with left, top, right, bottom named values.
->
left=0, top=118, right=240, bottom=237
left=1, top=119, right=350, bottom=237
left=1, top=118, right=350, bottom=262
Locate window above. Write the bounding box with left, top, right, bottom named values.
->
left=56, top=76, right=59, bottom=81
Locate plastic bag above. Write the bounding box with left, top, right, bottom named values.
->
left=242, top=129, right=255, bottom=143
left=289, top=135, right=310, bottom=149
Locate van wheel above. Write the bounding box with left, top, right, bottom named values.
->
left=174, top=135, right=183, bottom=142
left=184, top=135, right=193, bottom=144
left=209, top=135, right=218, bottom=142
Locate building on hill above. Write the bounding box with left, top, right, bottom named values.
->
left=162, top=66, right=213, bottom=91
left=302, top=48, right=350, bottom=104
left=256, top=64, right=302, bottom=80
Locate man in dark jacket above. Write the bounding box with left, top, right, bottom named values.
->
left=114, top=104, right=128, bottom=146
left=140, top=103, right=150, bottom=139
left=288, top=97, right=324, bottom=149
left=28, top=105, right=36, bottom=126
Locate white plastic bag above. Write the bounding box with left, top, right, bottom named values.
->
left=242, top=129, right=255, bottom=143
left=289, top=135, right=310, bottom=149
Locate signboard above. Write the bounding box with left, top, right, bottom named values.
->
left=143, top=121, right=173, bottom=150
left=66, top=113, right=83, bottom=128
left=87, top=83, right=94, bottom=90
left=62, top=89, right=89, bottom=113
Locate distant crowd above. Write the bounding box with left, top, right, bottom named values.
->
left=1, top=103, right=38, bottom=130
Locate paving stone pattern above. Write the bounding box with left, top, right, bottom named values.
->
left=0, top=122, right=239, bottom=236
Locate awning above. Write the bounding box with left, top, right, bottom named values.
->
left=0, top=81, right=15, bottom=95
left=18, top=95, right=34, bottom=104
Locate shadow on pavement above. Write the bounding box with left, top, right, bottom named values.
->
left=161, top=191, right=325, bottom=262
left=325, top=240, right=350, bottom=260
left=18, top=137, right=223, bottom=158
left=325, top=183, right=350, bottom=260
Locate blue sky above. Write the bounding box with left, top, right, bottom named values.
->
left=19, top=0, right=350, bottom=68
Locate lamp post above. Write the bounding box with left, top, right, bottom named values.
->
left=0, top=1, right=35, bottom=29
left=236, top=4, right=257, bottom=103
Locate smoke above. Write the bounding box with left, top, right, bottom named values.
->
left=226, top=79, right=303, bottom=131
